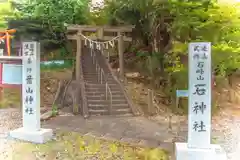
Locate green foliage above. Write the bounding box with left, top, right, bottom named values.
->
left=14, top=0, right=90, bottom=26
left=102, top=0, right=240, bottom=112
left=9, top=0, right=91, bottom=50
left=0, top=2, right=14, bottom=29
left=167, top=2, right=240, bottom=87
left=51, top=104, right=58, bottom=117
left=167, top=2, right=240, bottom=111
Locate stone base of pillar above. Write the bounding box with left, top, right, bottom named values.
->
left=9, top=127, right=53, bottom=144
left=175, top=142, right=227, bottom=160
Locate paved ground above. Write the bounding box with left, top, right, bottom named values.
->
left=0, top=107, right=240, bottom=160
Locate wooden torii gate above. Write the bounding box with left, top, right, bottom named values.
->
left=67, top=24, right=134, bottom=83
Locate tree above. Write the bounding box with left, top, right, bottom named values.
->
left=0, top=2, right=14, bottom=29
left=100, top=0, right=240, bottom=110
left=9, top=0, right=91, bottom=49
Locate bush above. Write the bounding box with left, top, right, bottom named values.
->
left=101, top=0, right=240, bottom=113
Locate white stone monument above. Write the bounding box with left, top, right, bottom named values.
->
left=9, top=41, right=53, bottom=143
left=175, top=42, right=227, bottom=160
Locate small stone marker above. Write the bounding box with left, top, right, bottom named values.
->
left=9, top=41, right=53, bottom=143
left=175, top=42, right=227, bottom=160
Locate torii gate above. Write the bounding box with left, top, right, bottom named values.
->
left=0, top=29, right=16, bottom=56
left=67, top=25, right=134, bottom=81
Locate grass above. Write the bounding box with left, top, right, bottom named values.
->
left=10, top=131, right=169, bottom=160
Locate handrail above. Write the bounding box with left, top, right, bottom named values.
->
left=99, top=46, right=141, bottom=115
left=100, top=68, right=104, bottom=84
left=106, top=82, right=112, bottom=114
left=107, top=51, right=110, bottom=62
left=92, top=48, right=113, bottom=114
left=96, top=62, right=101, bottom=82
left=92, top=49, right=95, bottom=63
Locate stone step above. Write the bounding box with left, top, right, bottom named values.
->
left=82, top=70, right=98, bottom=74
left=84, top=81, right=116, bottom=85
left=85, top=83, right=118, bottom=87
left=83, top=76, right=114, bottom=81
left=86, top=89, right=121, bottom=93
left=83, top=75, right=113, bottom=78
left=82, top=59, right=94, bottom=62
left=86, top=90, right=123, bottom=95
left=89, top=103, right=129, bottom=108
left=83, top=65, right=109, bottom=71
left=82, top=68, right=97, bottom=71
left=85, top=83, right=119, bottom=87
left=88, top=108, right=132, bottom=115
left=87, top=99, right=128, bottom=105
left=87, top=94, right=125, bottom=100
left=82, top=70, right=111, bottom=74
left=83, top=73, right=112, bottom=76
left=86, top=85, right=120, bottom=89
left=80, top=53, right=134, bottom=116
left=86, top=88, right=120, bottom=92
left=84, top=81, right=117, bottom=85
left=83, top=76, right=114, bottom=80
left=82, top=69, right=110, bottom=74
left=86, top=93, right=124, bottom=99
left=82, top=61, right=109, bottom=66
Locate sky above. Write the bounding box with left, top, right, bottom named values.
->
left=91, top=0, right=104, bottom=5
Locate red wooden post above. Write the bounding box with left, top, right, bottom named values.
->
left=5, top=32, right=10, bottom=56
left=0, top=63, right=3, bottom=101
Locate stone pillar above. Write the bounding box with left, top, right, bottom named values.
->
left=9, top=41, right=53, bottom=144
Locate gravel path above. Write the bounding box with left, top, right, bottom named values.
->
left=0, top=109, right=21, bottom=160
left=212, top=110, right=240, bottom=160
left=1, top=108, right=240, bottom=160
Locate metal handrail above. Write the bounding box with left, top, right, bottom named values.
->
left=92, top=50, right=95, bottom=63
left=107, top=51, right=110, bottom=62
left=100, top=68, right=104, bottom=84
left=92, top=48, right=113, bottom=114
left=96, top=63, right=100, bottom=82
left=106, top=82, right=112, bottom=114
left=98, top=66, right=100, bottom=82
left=95, top=62, right=98, bottom=71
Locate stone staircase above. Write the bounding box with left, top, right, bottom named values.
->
left=81, top=47, right=139, bottom=116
